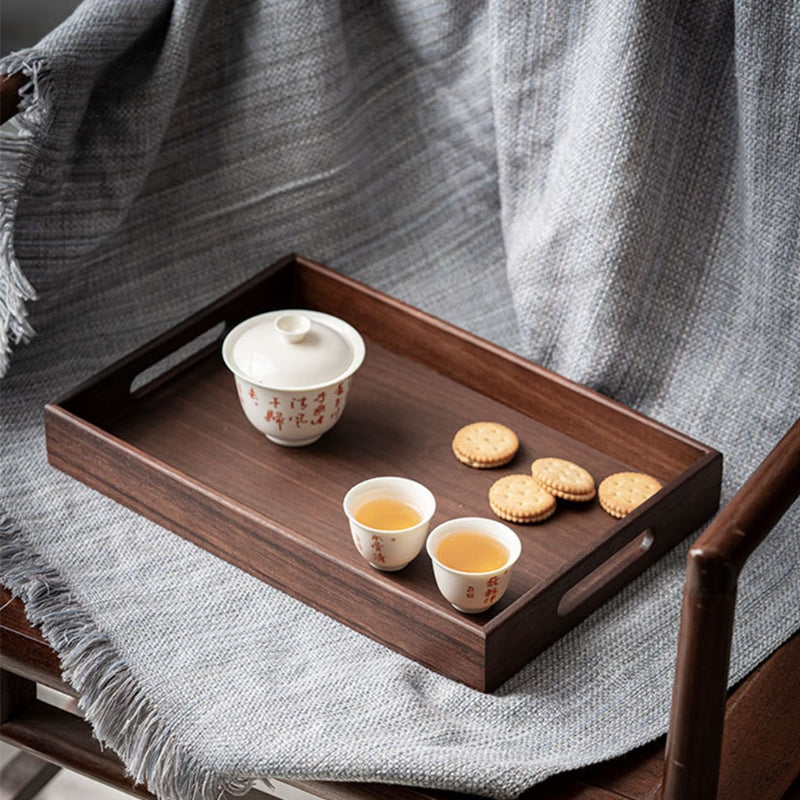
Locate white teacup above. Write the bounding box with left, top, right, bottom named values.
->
left=343, top=477, right=436, bottom=571
left=426, top=517, right=521, bottom=613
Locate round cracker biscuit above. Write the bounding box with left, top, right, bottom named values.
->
left=530, top=457, right=596, bottom=502
left=452, top=422, right=519, bottom=468
left=488, top=474, right=557, bottom=523
left=598, top=471, right=662, bottom=518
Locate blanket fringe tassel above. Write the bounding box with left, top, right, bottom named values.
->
left=1, top=512, right=260, bottom=800
left=0, top=52, right=42, bottom=379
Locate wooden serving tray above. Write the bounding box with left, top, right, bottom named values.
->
left=45, top=254, right=722, bottom=691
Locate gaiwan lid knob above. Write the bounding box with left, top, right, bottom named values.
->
left=226, top=310, right=360, bottom=389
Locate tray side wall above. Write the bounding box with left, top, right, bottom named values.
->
left=57, top=254, right=711, bottom=480
left=44, top=406, right=493, bottom=690
left=484, top=450, right=723, bottom=688
left=293, top=257, right=711, bottom=478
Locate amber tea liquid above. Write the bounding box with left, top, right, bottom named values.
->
left=355, top=498, right=422, bottom=531
left=436, top=531, right=509, bottom=573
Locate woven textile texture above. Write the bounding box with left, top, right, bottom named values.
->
left=1, top=1, right=799, bottom=798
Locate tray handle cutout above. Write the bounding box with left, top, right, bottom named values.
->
left=130, top=321, right=227, bottom=398
left=557, top=528, right=655, bottom=617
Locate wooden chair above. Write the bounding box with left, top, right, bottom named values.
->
left=2, top=74, right=799, bottom=799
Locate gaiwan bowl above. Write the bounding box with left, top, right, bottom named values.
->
left=222, top=309, right=365, bottom=447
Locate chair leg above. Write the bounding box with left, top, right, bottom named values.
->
left=0, top=749, right=61, bottom=800
left=1, top=670, right=62, bottom=800
left=1, top=671, right=36, bottom=723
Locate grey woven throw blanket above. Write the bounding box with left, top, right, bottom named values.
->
left=2, top=1, right=799, bottom=798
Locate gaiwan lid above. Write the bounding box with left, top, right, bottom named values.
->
left=222, top=309, right=365, bottom=390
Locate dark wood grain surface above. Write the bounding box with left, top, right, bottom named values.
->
left=44, top=255, right=723, bottom=690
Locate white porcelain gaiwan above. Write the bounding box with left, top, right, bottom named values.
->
left=222, top=309, right=365, bottom=446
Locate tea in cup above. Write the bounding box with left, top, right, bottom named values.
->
left=426, top=517, right=521, bottom=613
left=343, top=477, right=436, bottom=571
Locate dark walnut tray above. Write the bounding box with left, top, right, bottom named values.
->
left=45, top=254, right=722, bottom=691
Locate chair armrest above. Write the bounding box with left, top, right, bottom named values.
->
left=662, top=417, right=800, bottom=800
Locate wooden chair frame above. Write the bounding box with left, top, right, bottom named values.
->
left=662, top=417, right=800, bottom=799
left=2, top=73, right=799, bottom=799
